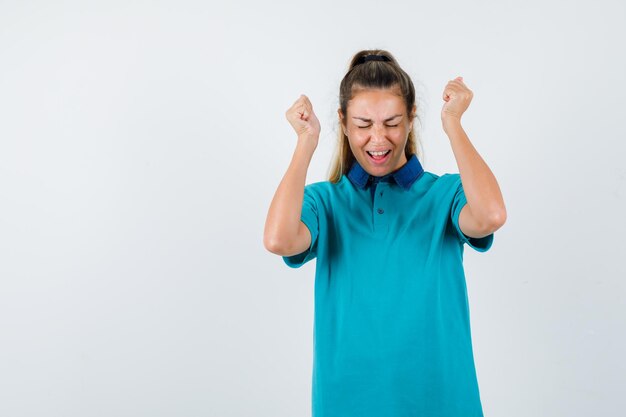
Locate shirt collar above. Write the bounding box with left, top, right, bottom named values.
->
left=346, top=153, right=424, bottom=190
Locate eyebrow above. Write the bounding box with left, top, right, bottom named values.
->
left=352, top=114, right=402, bottom=123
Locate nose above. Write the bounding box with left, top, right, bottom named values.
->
left=370, top=124, right=388, bottom=142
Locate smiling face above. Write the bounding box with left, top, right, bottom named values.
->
left=339, top=88, right=415, bottom=177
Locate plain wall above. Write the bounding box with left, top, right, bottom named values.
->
left=1, top=1, right=625, bottom=416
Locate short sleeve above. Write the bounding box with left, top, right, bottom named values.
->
left=282, top=185, right=320, bottom=268
left=450, top=176, right=494, bottom=252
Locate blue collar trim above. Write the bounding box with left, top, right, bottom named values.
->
left=346, top=153, right=424, bottom=190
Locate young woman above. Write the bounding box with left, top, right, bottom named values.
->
left=264, top=49, right=506, bottom=417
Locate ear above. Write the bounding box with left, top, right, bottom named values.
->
left=409, top=104, right=417, bottom=131
left=338, top=109, right=348, bottom=135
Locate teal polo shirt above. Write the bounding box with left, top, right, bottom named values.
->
left=283, top=153, right=494, bottom=417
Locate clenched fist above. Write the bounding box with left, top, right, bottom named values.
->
left=441, top=76, right=473, bottom=124
left=285, top=94, right=321, bottom=148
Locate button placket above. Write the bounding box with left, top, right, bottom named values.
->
left=373, top=183, right=389, bottom=230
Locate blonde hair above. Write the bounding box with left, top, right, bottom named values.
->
left=328, top=49, right=423, bottom=183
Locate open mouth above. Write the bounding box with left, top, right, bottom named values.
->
left=366, top=150, right=391, bottom=163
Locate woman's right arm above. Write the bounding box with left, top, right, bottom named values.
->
left=263, top=95, right=320, bottom=256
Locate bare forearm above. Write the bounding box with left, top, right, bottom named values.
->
left=444, top=120, right=506, bottom=225
left=264, top=138, right=316, bottom=250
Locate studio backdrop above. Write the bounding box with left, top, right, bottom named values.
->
left=0, top=1, right=624, bottom=416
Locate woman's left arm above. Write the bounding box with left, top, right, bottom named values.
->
left=441, top=77, right=507, bottom=238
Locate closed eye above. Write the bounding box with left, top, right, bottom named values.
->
left=357, top=124, right=400, bottom=129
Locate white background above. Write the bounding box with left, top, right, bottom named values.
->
left=1, top=1, right=625, bottom=416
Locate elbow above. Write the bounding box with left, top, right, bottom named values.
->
left=485, top=207, right=507, bottom=233
left=264, top=234, right=282, bottom=254
left=264, top=234, right=291, bottom=256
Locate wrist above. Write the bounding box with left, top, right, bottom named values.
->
left=297, top=132, right=318, bottom=140
left=295, top=136, right=317, bottom=155
left=297, top=133, right=318, bottom=145
left=442, top=117, right=463, bottom=133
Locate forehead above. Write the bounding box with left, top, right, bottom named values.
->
left=347, top=89, right=405, bottom=117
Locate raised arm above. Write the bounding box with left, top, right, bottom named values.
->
left=263, top=95, right=320, bottom=256
left=441, top=77, right=507, bottom=238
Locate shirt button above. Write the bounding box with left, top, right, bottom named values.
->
left=377, top=208, right=384, bottom=214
